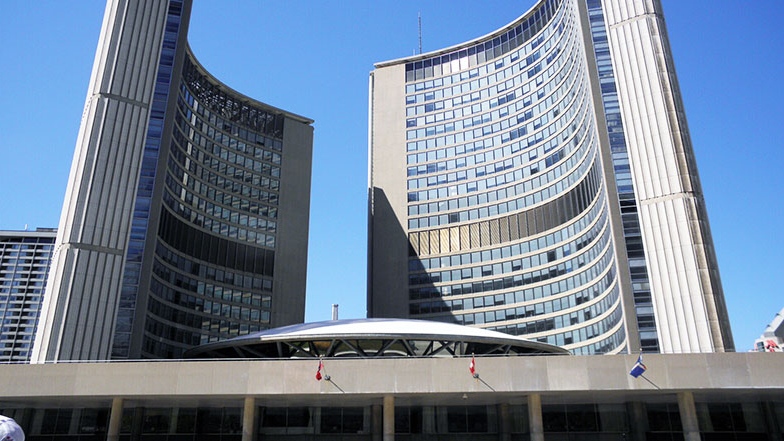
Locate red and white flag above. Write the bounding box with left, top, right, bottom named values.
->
left=315, top=359, right=324, bottom=381
left=469, top=356, right=476, bottom=376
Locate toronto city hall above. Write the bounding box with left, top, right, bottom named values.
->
left=2, top=1, right=782, bottom=440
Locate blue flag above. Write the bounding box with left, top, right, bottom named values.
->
left=629, top=354, right=646, bottom=378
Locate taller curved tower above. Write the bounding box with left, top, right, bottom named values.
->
left=33, top=0, right=313, bottom=361
left=368, top=0, right=733, bottom=354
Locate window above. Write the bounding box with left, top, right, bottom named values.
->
left=395, top=406, right=423, bottom=434
left=446, top=405, right=489, bottom=433
left=320, top=407, right=364, bottom=434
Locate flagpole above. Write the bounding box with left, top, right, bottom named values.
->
left=628, top=352, right=661, bottom=390
left=640, top=374, right=661, bottom=390
left=468, top=354, right=496, bottom=391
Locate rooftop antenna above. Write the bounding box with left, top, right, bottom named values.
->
left=418, top=12, right=423, bottom=54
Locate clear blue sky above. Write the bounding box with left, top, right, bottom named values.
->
left=0, top=1, right=781, bottom=351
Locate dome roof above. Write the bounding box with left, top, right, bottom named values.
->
left=185, top=318, right=569, bottom=359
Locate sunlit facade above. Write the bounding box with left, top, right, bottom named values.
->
left=368, top=0, right=733, bottom=354
left=33, top=0, right=313, bottom=361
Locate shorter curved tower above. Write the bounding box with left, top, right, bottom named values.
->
left=368, top=0, right=732, bottom=355
left=33, top=0, right=313, bottom=361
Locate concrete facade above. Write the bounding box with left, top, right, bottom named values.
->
left=600, top=0, right=732, bottom=353
left=0, top=353, right=782, bottom=439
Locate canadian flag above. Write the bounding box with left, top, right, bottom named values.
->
left=469, top=356, right=476, bottom=377
left=315, top=359, right=324, bottom=381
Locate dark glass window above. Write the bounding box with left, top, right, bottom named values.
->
left=395, top=406, right=423, bottom=434
left=142, top=408, right=171, bottom=433
left=647, top=403, right=683, bottom=433
left=39, top=408, right=73, bottom=434
left=320, top=407, right=364, bottom=434
left=446, top=405, right=489, bottom=433
left=261, top=407, right=311, bottom=429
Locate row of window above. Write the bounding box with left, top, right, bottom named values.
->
left=157, top=208, right=275, bottom=276
left=406, top=117, right=586, bottom=226
left=165, top=168, right=278, bottom=231
left=405, top=26, right=575, bottom=145
left=177, top=95, right=282, bottom=162
left=10, top=399, right=784, bottom=437
left=405, top=0, right=562, bottom=82
left=0, top=301, right=41, bottom=309
left=450, top=295, right=623, bottom=353
left=406, top=121, right=589, bottom=221
left=405, top=83, right=583, bottom=191
left=410, top=213, right=608, bottom=289
left=412, top=264, right=616, bottom=328
left=162, top=189, right=276, bottom=248
left=170, top=129, right=280, bottom=202
left=404, top=59, right=582, bottom=168
left=155, top=241, right=272, bottom=292
left=145, top=294, right=268, bottom=347
left=170, top=129, right=281, bottom=196
left=182, top=56, right=286, bottom=140
left=404, top=38, right=570, bottom=134
left=412, top=243, right=611, bottom=321
left=0, top=240, right=54, bottom=247
left=174, top=110, right=282, bottom=180
left=152, top=257, right=272, bottom=308
left=408, top=155, right=599, bottom=233
left=410, top=188, right=605, bottom=271
left=0, top=278, right=47, bottom=286
left=0, top=292, right=43, bottom=301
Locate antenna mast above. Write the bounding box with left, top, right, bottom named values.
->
left=418, top=12, right=422, bottom=54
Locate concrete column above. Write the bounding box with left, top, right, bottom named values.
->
left=498, top=403, right=511, bottom=441
left=372, top=404, right=382, bottom=441
left=131, top=406, right=144, bottom=441
left=677, top=391, right=700, bottom=441
left=383, top=395, right=395, bottom=441
left=528, top=394, right=544, bottom=441
left=106, top=398, right=123, bottom=441
left=762, top=402, right=783, bottom=441
left=170, top=408, right=178, bottom=435
left=242, top=396, right=256, bottom=441
left=626, top=401, right=647, bottom=441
